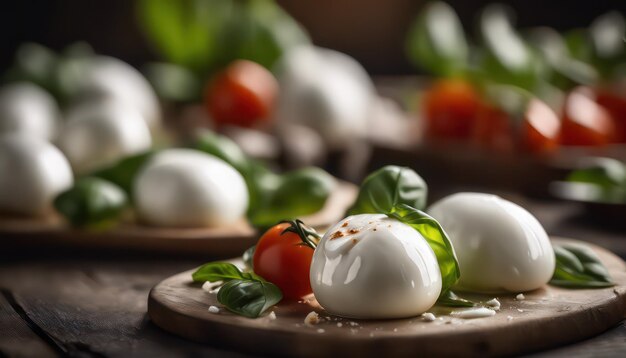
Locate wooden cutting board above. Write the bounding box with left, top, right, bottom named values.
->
left=148, top=238, right=626, bottom=357
left=0, top=182, right=357, bottom=257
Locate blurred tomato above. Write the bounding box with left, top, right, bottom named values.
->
left=561, top=87, right=616, bottom=146
left=422, top=78, right=482, bottom=140
left=472, top=104, right=515, bottom=153
left=205, top=60, right=278, bottom=128
left=521, top=99, right=561, bottom=154
left=595, top=88, right=626, bottom=143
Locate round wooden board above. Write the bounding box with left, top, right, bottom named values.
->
left=148, top=238, right=626, bottom=357
left=0, top=182, right=357, bottom=257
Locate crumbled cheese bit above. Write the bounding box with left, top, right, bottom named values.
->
left=393, top=328, right=398, bottom=332
left=369, top=332, right=375, bottom=337
left=422, top=312, right=436, bottom=322
left=517, top=309, right=524, bottom=313
left=516, top=293, right=525, bottom=300
left=507, top=315, right=514, bottom=321
left=450, top=307, right=496, bottom=319
left=304, top=311, right=320, bottom=326
left=202, top=282, right=212, bottom=292
left=317, top=328, right=325, bottom=334
left=485, top=298, right=501, bottom=311
left=267, top=311, right=276, bottom=320
left=208, top=305, right=220, bottom=314
left=349, top=321, right=359, bottom=327
left=337, top=322, right=343, bottom=328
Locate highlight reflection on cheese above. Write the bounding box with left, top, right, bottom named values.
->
left=428, top=192, right=555, bottom=293
left=310, top=214, right=442, bottom=319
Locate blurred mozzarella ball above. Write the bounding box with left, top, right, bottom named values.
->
left=275, top=46, right=375, bottom=148
left=310, top=214, right=442, bottom=319
left=0, top=82, right=59, bottom=140
left=428, top=193, right=555, bottom=293
left=57, top=99, right=152, bottom=174
left=134, top=149, right=248, bottom=227
left=59, top=55, right=161, bottom=130
left=0, top=134, right=73, bottom=216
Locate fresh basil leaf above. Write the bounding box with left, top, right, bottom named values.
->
left=90, top=151, right=156, bottom=198
left=243, top=245, right=256, bottom=270
left=437, top=290, right=476, bottom=307
left=143, top=62, right=202, bottom=103
left=348, top=166, right=428, bottom=216
left=54, top=177, right=128, bottom=229
left=192, top=262, right=246, bottom=282
left=405, top=1, right=468, bottom=76
left=566, top=157, right=626, bottom=202
left=550, top=244, right=614, bottom=288
left=192, top=131, right=251, bottom=174
left=389, top=204, right=460, bottom=296
left=217, top=279, right=282, bottom=318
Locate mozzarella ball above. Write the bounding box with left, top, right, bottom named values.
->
left=56, top=99, right=152, bottom=174
left=134, top=149, right=248, bottom=227
left=0, top=82, right=59, bottom=140
left=275, top=46, right=375, bottom=148
left=427, top=193, right=555, bottom=293
left=0, top=134, right=73, bottom=216
left=60, top=56, right=161, bottom=130
left=310, top=214, right=442, bottom=319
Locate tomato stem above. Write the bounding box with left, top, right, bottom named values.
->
left=280, top=219, right=319, bottom=250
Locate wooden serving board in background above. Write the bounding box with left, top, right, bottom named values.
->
left=0, top=182, right=357, bottom=257
left=148, top=238, right=626, bottom=357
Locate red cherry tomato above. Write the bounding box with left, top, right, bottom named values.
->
left=521, top=99, right=561, bottom=154
left=472, top=104, right=515, bottom=153
left=595, top=88, right=626, bottom=143
left=205, top=60, right=278, bottom=128
left=253, top=221, right=317, bottom=300
left=561, top=87, right=616, bottom=146
left=422, top=78, right=482, bottom=140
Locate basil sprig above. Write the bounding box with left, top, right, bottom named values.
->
left=550, top=244, right=614, bottom=288
left=192, top=262, right=282, bottom=318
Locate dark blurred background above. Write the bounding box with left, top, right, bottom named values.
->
left=1, top=0, right=625, bottom=75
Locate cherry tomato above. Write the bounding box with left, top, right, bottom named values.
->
left=253, top=221, right=317, bottom=300
left=561, top=87, right=616, bottom=146
left=422, top=78, right=482, bottom=140
left=472, top=104, right=515, bottom=153
left=205, top=60, right=278, bottom=128
left=521, top=99, right=561, bottom=154
left=595, top=88, right=626, bottom=143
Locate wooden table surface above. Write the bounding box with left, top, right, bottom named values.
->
left=1, top=196, right=625, bottom=358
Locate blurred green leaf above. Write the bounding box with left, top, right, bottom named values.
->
left=406, top=1, right=468, bottom=76
left=551, top=244, right=614, bottom=288
left=589, top=11, right=626, bottom=79
left=144, top=62, right=202, bottom=102
left=91, top=151, right=157, bottom=198
left=566, top=157, right=626, bottom=202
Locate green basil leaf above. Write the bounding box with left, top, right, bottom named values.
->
left=91, top=151, right=156, bottom=198
left=437, top=290, right=475, bottom=307
left=566, top=157, right=626, bottom=202
left=550, top=244, right=614, bottom=288
left=405, top=1, right=468, bottom=76
left=192, top=262, right=247, bottom=282
left=348, top=166, right=428, bottom=216
left=192, top=131, right=251, bottom=174
left=217, top=279, right=282, bottom=318
left=54, top=177, right=128, bottom=229
left=143, top=62, right=202, bottom=103
left=389, top=204, right=460, bottom=296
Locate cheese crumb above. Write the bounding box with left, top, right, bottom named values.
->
left=305, top=311, right=320, bottom=326
left=317, top=328, right=325, bottom=334
left=507, top=315, right=514, bottom=321
left=516, top=293, right=525, bottom=300
left=485, top=298, right=501, bottom=311
left=202, top=282, right=212, bottom=292
left=268, top=311, right=276, bottom=320
left=422, top=312, right=436, bottom=322
left=337, top=322, right=343, bottom=328
left=517, top=309, right=524, bottom=313
left=208, top=305, right=220, bottom=314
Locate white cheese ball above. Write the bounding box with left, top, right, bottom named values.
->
left=56, top=99, right=152, bottom=174
left=310, top=214, right=442, bottom=319
left=275, top=46, right=375, bottom=148
left=0, top=134, right=73, bottom=216
left=428, top=193, right=555, bottom=293
left=60, top=56, right=161, bottom=130
left=0, top=82, right=59, bottom=140
left=134, top=149, right=248, bottom=227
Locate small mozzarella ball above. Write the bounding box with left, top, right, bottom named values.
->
left=61, top=56, right=161, bottom=130
left=310, top=214, right=442, bottom=319
left=275, top=46, right=375, bottom=148
left=0, top=82, right=59, bottom=140
left=56, top=99, right=152, bottom=174
left=0, top=134, right=73, bottom=216
left=427, top=193, right=555, bottom=293
left=134, top=149, right=248, bottom=227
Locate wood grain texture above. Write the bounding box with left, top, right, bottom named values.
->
left=0, top=182, right=357, bottom=257
left=148, top=238, right=626, bottom=357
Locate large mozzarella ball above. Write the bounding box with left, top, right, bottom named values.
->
left=428, top=193, right=555, bottom=293
left=310, top=214, right=442, bottom=319
left=0, top=134, right=73, bottom=216
left=60, top=56, right=161, bottom=130
left=134, top=149, right=248, bottom=227
left=0, top=82, right=59, bottom=140
left=56, top=99, right=152, bottom=174
left=275, top=46, right=375, bottom=148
